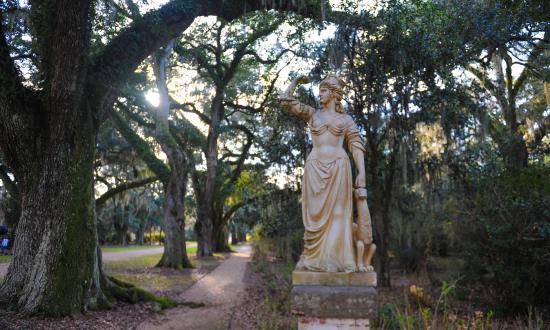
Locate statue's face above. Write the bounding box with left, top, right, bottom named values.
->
left=319, top=86, right=333, bottom=105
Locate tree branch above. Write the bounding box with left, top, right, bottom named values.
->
left=467, top=65, right=507, bottom=107
left=170, top=98, right=211, bottom=124
left=117, top=101, right=155, bottom=129
left=170, top=119, right=207, bottom=153
left=111, top=109, right=171, bottom=184
left=88, top=0, right=358, bottom=121
left=227, top=123, right=254, bottom=185
left=96, top=176, right=158, bottom=207
left=243, top=48, right=289, bottom=65
left=222, top=201, right=245, bottom=224
left=512, top=31, right=548, bottom=100
left=223, top=18, right=284, bottom=85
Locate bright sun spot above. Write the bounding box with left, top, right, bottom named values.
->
left=145, top=90, right=160, bottom=107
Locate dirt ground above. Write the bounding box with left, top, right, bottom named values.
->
left=0, top=245, right=251, bottom=330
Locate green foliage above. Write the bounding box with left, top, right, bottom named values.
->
left=250, top=188, right=304, bottom=263
left=451, top=167, right=550, bottom=314
left=144, top=231, right=165, bottom=245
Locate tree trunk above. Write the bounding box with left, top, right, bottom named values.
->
left=231, top=224, right=238, bottom=245
left=200, top=89, right=225, bottom=255
left=502, top=130, right=528, bottom=170
left=195, top=209, right=214, bottom=257
left=136, top=222, right=145, bottom=245
left=156, top=148, right=192, bottom=269
left=0, top=123, right=97, bottom=315
left=122, top=226, right=128, bottom=247
left=213, top=221, right=231, bottom=253
left=368, top=146, right=393, bottom=287
left=150, top=40, right=192, bottom=269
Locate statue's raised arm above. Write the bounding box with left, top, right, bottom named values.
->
left=279, top=75, right=315, bottom=122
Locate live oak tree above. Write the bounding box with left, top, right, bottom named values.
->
left=316, top=0, right=471, bottom=286
left=172, top=14, right=292, bottom=255
left=462, top=0, right=549, bottom=169
left=111, top=42, right=205, bottom=268
left=0, top=0, right=333, bottom=316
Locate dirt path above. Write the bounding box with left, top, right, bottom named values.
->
left=137, top=244, right=252, bottom=330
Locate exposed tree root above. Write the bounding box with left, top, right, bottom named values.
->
left=103, top=276, right=177, bottom=310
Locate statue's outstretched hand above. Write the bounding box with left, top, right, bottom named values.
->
left=295, top=75, right=310, bottom=85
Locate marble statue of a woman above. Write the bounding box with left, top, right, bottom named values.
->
left=280, top=75, right=373, bottom=273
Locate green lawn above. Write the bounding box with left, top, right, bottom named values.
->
left=101, top=242, right=197, bottom=253
left=104, top=252, right=223, bottom=271
left=101, top=245, right=161, bottom=253
left=113, top=272, right=196, bottom=291
left=106, top=251, right=227, bottom=292
left=0, top=255, right=11, bottom=263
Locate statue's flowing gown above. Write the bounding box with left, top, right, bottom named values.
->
left=296, top=111, right=365, bottom=272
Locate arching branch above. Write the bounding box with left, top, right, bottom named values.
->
left=95, top=176, right=158, bottom=207
left=111, top=110, right=171, bottom=184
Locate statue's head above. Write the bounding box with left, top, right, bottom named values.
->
left=319, top=75, right=345, bottom=113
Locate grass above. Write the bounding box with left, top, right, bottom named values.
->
left=105, top=253, right=165, bottom=270
left=101, top=245, right=162, bottom=253
left=112, top=273, right=196, bottom=292
left=0, top=255, right=11, bottom=263
left=101, top=242, right=197, bottom=253
left=104, top=252, right=225, bottom=270
left=105, top=247, right=236, bottom=294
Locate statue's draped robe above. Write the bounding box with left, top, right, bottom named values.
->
left=295, top=110, right=366, bottom=272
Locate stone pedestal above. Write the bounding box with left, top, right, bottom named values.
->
left=291, top=271, right=378, bottom=330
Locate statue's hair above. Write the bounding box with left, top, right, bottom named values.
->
left=320, top=75, right=345, bottom=113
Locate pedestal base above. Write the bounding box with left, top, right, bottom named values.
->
left=293, top=270, right=377, bottom=286
left=291, top=271, right=378, bottom=330
left=298, top=317, right=370, bottom=330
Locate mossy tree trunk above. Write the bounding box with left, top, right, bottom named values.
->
left=0, top=137, right=98, bottom=314
left=0, top=1, right=99, bottom=314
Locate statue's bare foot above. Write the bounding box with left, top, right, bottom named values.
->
left=358, top=265, right=367, bottom=272
left=366, top=265, right=374, bottom=272
left=326, top=265, right=338, bottom=273
left=345, top=266, right=356, bottom=273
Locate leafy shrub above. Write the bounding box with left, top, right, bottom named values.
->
left=452, top=167, right=550, bottom=314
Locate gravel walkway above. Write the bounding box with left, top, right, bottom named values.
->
left=137, top=244, right=252, bottom=330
